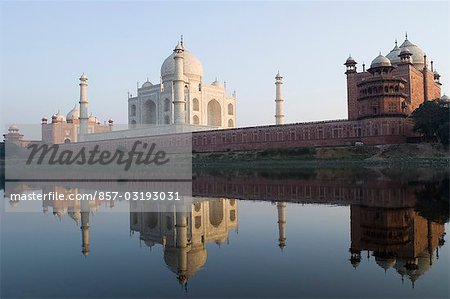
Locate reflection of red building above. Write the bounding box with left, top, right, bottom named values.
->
left=349, top=205, right=445, bottom=287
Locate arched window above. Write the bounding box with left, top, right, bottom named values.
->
left=130, top=104, right=136, bottom=116
left=64, top=138, right=71, bottom=144
left=207, top=99, right=222, bottom=127
left=164, top=115, right=170, bottom=124
left=228, top=119, right=234, bottom=127
left=228, top=103, right=233, bottom=115
left=145, top=213, right=158, bottom=229
left=164, top=98, right=170, bottom=112
left=209, top=199, right=224, bottom=227
left=195, top=216, right=202, bottom=229
left=193, top=98, right=199, bottom=111
left=130, top=120, right=136, bottom=125
left=143, top=100, right=157, bottom=124
left=230, top=210, right=236, bottom=222
left=193, top=115, right=200, bottom=125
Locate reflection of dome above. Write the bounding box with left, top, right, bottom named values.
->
left=386, top=42, right=401, bottom=64
left=161, top=47, right=203, bottom=81
left=394, top=252, right=434, bottom=286
left=53, top=207, right=68, bottom=217
left=144, top=239, right=155, bottom=248
left=164, top=245, right=207, bottom=283
left=370, top=54, right=392, bottom=68
left=66, top=105, right=80, bottom=121
left=9, top=200, right=19, bottom=208
left=375, top=256, right=397, bottom=271
left=68, top=211, right=81, bottom=224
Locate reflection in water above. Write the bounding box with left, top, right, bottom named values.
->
left=130, top=199, right=238, bottom=288
left=2, top=167, right=449, bottom=294
left=350, top=205, right=445, bottom=287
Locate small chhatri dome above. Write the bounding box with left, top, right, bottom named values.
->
left=8, top=124, right=19, bottom=132
left=400, top=48, right=412, bottom=56
left=276, top=71, right=283, bottom=79
left=211, top=78, right=223, bottom=88
left=52, top=111, right=66, bottom=123
left=80, top=73, right=88, bottom=80
left=370, top=53, right=392, bottom=68
left=88, top=113, right=98, bottom=123
left=344, top=54, right=356, bottom=65
left=66, top=105, right=80, bottom=120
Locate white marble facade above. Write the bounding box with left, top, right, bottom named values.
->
left=128, top=41, right=236, bottom=129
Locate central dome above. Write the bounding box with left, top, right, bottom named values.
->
left=161, top=48, right=203, bottom=81
left=399, top=38, right=425, bottom=68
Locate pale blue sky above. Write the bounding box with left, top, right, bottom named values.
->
left=1, top=1, right=449, bottom=134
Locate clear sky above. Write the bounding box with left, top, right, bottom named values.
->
left=1, top=1, right=449, bottom=134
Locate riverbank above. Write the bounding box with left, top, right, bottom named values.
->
left=193, top=143, right=449, bottom=168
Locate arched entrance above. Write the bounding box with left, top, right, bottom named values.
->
left=143, top=100, right=156, bottom=124
left=207, top=99, right=221, bottom=127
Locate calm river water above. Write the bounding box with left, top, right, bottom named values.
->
left=1, top=167, right=449, bottom=298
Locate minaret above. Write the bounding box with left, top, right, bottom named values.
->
left=344, top=55, right=358, bottom=120
left=275, top=71, right=284, bottom=125
left=277, top=202, right=287, bottom=250
left=78, top=73, right=89, bottom=141
left=173, top=40, right=186, bottom=125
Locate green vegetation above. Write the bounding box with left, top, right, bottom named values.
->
left=193, top=143, right=449, bottom=167
left=411, top=100, right=450, bottom=146
left=415, top=178, right=449, bottom=224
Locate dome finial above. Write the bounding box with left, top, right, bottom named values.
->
left=395, top=39, right=398, bottom=46
left=180, top=35, right=184, bottom=47
left=405, top=32, right=408, bottom=40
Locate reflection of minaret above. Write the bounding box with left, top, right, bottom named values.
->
left=277, top=202, right=286, bottom=250
left=80, top=199, right=90, bottom=257
left=175, top=212, right=189, bottom=289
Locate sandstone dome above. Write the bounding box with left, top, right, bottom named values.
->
left=386, top=37, right=426, bottom=69
left=386, top=43, right=401, bottom=64
left=399, top=38, right=425, bottom=68
left=370, top=54, right=392, bottom=68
